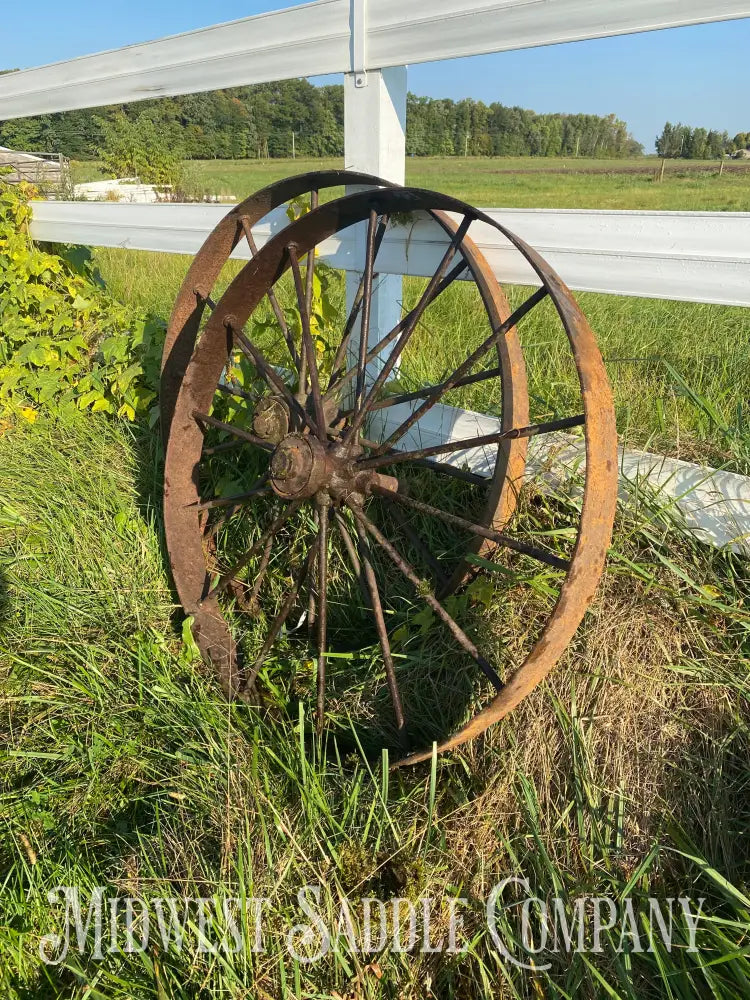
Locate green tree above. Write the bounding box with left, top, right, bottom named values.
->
left=1, top=76, right=644, bottom=163
left=657, top=121, right=731, bottom=159
left=97, top=113, right=183, bottom=184
left=0, top=114, right=50, bottom=152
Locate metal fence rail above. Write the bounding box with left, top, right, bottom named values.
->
left=1, top=0, right=746, bottom=307
left=29, top=201, right=750, bottom=307
left=0, top=0, right=748, bottom=119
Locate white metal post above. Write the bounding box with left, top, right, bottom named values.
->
left=344, top=67, right=407, bottom=184
left=344, top=66, right=407, bottom=385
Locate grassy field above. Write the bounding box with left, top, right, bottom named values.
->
left=91, top=264, right=750, bottom=473
left=2, top=387, right=749, bottom=999
left=178, top=156, right=750, bottom=211
left=72, top=155, right=750, bottom=211
left=1, top=158, right=748, bottom=997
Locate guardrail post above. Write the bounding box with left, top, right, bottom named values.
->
left=344, top=66, right=407, bottom=383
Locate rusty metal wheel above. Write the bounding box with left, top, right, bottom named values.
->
left=162, top=178, right=617, bottom=765
left=161, top=170, right=397, bottom=442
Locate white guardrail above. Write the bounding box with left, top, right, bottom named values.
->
left=28, top=200, right=750, bottom=555
left=3, top=0, right=749, bottom=307
left=1, top=0, right=748, bottom=118
left=3, top=0, right=750, bottom=552
left=29, top=201, right=750, bottom=307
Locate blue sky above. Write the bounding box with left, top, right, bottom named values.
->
left=2, top=1, right=747, bottom=151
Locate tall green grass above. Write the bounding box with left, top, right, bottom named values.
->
left=90, top=245, right=750, bottom=472
left=1, top=411, right=748, bottom=998
left=5, top=155, right=747, bottom=998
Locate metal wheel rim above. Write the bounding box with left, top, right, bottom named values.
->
left=163, top=183, right=617, bottom=764
left=161, top=170, right=398, bottom=442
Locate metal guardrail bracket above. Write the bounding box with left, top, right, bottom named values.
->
left=351, top=0, right=368, bottom=87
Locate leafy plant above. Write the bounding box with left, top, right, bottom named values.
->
left=285, top=195, right=341, bottom=373
left=0, top=181, right=163, bottom=425
left=235, top=194, right=343, bottom=391
left=97, top=111, right=183, bottom=186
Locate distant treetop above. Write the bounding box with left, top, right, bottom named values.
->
left=655, top=122, right=736, bottom=159
left=0, top=77, right=643, bottom=161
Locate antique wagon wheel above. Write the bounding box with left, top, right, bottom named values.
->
left=162, top=180, right=617, bottom=766
left=161, top=170, right=397, bottom=441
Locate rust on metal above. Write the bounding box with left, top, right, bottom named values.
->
left=252, top=395, right=289, bottom=444
left=161, top=171, right=617, bottom=764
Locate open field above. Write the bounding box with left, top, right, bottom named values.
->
left=71, top=156, right=750, bottom=211
left=2, top=160, right=748, bottom=997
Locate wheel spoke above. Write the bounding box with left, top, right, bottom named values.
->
left=288, top=245, right=327, bottom=437
left=194, top=288, right=217, bottom=311
left=352, top=516, right=408, bottom=749
left=372, top=484, right=570, bottom=572
left=374, top=286, right=549, bottom=455
left=323, top=258, right=468, bottom=404
left=192, top=410, right=275, bottom=452
left=348, top=503, right=503, bottom=692
left=353, top=208, right=380, bottom=421
left=342, top=215, right=474, bottom=447
left=358, top=438, right=487, bottom=486
left=307, top=509, right=319, bottom=629
left=357, top=414, right=585, bottom=472
left=195, top=477, right=270, bottom=512
left=203, top=504, right=243, bottom=540
left=409, top=457, right=487, bottom=486
left=327, top=275, right=370, bottom=391
left=240, top=214, right=301, bottom=372
left=216, top=381, right=258, bottom=405
left=315, top=497, right=330, bottom=734
left=327, top=215, right=390, bottom=392
left=245, top=544, right=316, bottom=688
left=242, top=533, right=274, bottom=614
left=203, top=439, right=244, bottom=457
left=229, top=321, right=314, bottom=434
left=204, top=501, right=301, bottom=602
left=304, top=189, right=319, bottom=322
left=339, top=364, right=505, bottom=418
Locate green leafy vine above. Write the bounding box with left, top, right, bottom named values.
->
left=0, top=182, right=163, bottom=427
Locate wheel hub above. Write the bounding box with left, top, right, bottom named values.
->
left=270, top=433, right=398, bottom=503
left=269, top=434, right=329, bottom=499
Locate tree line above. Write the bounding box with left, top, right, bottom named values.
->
left=407, top=96, right=642, bottom=157
left=0, top=76, right=645, bottom=160
left=0, top=80, right=345, bottom=161
left=655, top=122, right=747, bottom=159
